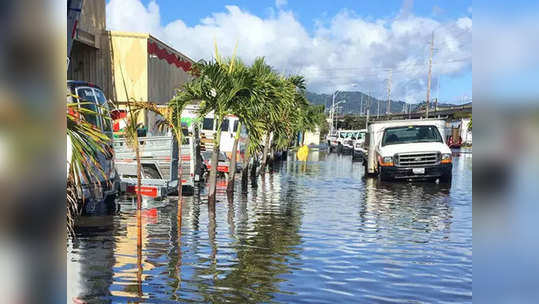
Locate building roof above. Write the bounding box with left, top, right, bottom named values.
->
left=108, top=30, right=195, bottom=64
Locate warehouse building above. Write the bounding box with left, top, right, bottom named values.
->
left=68, top=0, right=195, bottom=131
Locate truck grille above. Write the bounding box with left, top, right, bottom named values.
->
left=396, top=152, right=439, bottom=167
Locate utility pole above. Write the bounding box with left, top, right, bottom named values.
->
left=377, top=98, right=380, bottom=119
left=435, top=76, right=440, bottom=117
left=426, top=31, right=434, bottom=118
left=365, top=91, right=371, bottom=129
left=330, top=92, right=336, bottom=134
left=360, top=94, right=364, bottom=117
left=386, top=69, right=392, bottom=117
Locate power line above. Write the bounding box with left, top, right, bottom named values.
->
left=302, top=57, right=471, bottom=74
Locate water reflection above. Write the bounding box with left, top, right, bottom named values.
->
left=67, top=152, right=472, bottom=303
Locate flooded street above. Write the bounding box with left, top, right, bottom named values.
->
left=68, top=151, right=472, bottom=303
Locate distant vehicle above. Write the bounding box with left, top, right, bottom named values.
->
left=339, top=130, right=361, bottom=154
left=201, top=150, right=236, bottom=178
left=328, top=130, right=359, bottom=153
left=352, top=129, right=367, bottom=161
left=363, top=119, right=452, bottom=183
left=327, top=131, right=339, bottom=152
left=67, top=80, right=119, bottom=206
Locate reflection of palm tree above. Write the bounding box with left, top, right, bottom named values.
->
left=227, top=191, right=236, bottom=237
left=191, top=177, right=304, bottom=303
left=164, top=197, right=184, bottom=301
left=208, top=201, right=218, bottom=280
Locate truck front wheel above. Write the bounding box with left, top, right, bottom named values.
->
left=377, top=165, right=392, bottom=182
left=439, top=172, right=452, bottom=184
left=363, top=160, right=369, bottom=176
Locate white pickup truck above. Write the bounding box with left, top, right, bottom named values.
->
left=352, top=129, right=367, bottom=160
left=339, top=130, right=360, bottom=154
left=363, top=119, right=452, bottom=183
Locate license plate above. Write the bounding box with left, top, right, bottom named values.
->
left=412, top=168, right=425, bottom=174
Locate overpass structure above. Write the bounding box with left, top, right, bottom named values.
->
left=335, top=104, right=472, bottom=122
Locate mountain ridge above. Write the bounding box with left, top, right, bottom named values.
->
left=305, top=91, right=465, bottom=114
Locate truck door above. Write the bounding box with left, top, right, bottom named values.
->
left=219, top=118, right=234, bottom=155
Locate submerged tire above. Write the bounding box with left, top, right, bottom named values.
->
left=439, top=172, right=453, bottom=184
left=377, top=165, right=392, bottom=182
left=363, top=160, right=369, bottom=176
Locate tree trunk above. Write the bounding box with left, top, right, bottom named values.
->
left=250, top=154, right=258, bottom=188
left=268, top=147, right=274, bottom=171
left=241, top=136, right=250, bottom=194
left=135, top=140, right=142, bottom=210
left=177, top=131, right=183, bottom=199
left=258, top=133, right=271, bottom=176
left=227, top=121, right=242, bottom=193
left=208, top=118, right=222, bottom=203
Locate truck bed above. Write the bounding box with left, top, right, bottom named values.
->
left=113, top=135, right=194, bottom=198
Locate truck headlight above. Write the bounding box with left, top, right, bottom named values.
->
left=441, top=153, right=452, bottom=164
left=379, top=155, right=394, bottom=166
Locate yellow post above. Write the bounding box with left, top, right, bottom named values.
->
left=297, top=144, right=309, bottom=162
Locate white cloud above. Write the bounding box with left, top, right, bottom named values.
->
left=275, top=0, right=287, bottom=9
left=106, top=0, right=472, bottom=102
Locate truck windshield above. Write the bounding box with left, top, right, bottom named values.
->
left=382, top=125, right=442, bottom=146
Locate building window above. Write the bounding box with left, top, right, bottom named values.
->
left=221, top=119, right=230, bottom=132
left=203, top=118, right=214, bottom=130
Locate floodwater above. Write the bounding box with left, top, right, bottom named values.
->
left=67, top=150, right=472, bottom=303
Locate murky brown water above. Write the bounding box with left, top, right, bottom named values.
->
left=68, top=150, right=472, bottom=303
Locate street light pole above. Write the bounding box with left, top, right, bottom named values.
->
left=330, top=90, right=342, bottom=134
left=332, top=100, right=346, bottom=132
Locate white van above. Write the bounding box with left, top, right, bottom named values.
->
left=200, top=113, right=246, bottom=160
left=364, top=119, right=452, bottom=182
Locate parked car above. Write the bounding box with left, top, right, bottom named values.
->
left=352, top=129, right=367, bottom=161
left=67, top=80, right=119, bottom=208
left=363, top=119, right=452, bottom=183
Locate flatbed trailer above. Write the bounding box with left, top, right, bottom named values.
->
left=113, top=135, right=198, bottom=199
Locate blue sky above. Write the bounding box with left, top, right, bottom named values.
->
left=108, top=0, right=472, bottom=103
left=141, top=0, right=471, bottom=31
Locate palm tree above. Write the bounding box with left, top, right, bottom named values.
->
left=257, top=74, right=305, bottom=175
left=131, top=96, right=191, bottom=198
left=225, top=58, right=271, bottom=193
left=122, top=98, right=144, bottom=209
left=175, top=56, right=252, bottom=202
left=67, top=100, right=112, bottom=233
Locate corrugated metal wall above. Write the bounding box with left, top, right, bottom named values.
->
left=147, top=37, right=193, bottom=105
left=67, top=41, right=108, bottom=90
